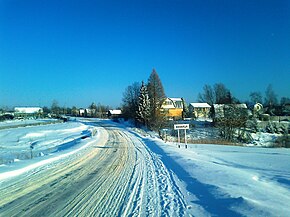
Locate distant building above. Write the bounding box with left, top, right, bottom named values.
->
left=189, top=103, right=211, bottom=119
left=161, top=98, right=184, bottom=120
left=14, top=107, right=43, bottom=118
left=107, top=110, right=122, bottom=118
left=85, top=108, right=96, bottom=117
left=14, top=107, right=43, bottom=114
left=253, top=103, right=263, bottom=117
left=213, top=104, right=248, bottom=119
left=79, top=108, right=85, bottom=117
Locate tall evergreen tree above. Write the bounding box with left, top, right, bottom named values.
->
left=181, top=98, right=189, bottom=119
left=137, top=81, right=150, bottom=127
left=147, top=69, right=166, bottom=130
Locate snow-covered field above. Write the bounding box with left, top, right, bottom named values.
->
left=0, top=120, right=95, bottom=165
left=129, top=126, right=290, bottom=216
left=0, top=118, right=59, bottom=128
left=149, top=140, right=290, bottom=216
left=0, top=119, right=289, bottom=216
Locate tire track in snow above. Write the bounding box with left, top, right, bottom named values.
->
left=0, top=121, right=193, bottom=216
left=0, top=126, right=136, bottom=216
left=121, top=131, right=189, bottom=216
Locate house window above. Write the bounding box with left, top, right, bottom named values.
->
left=175, top=101, right=183, bottom=108
left=165, top=100, right=172, bottom=105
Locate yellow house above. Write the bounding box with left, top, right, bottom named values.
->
left=161, top=98, right=184, bottom=119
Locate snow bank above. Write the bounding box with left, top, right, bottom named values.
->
left=129, top=126, right=290, bottom=217
left=0, top=128, right=100, bottom=181
left=0, top=121, right=95, bottom=164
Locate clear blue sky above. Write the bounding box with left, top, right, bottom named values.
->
left=0, top=0, right=289, bottom=108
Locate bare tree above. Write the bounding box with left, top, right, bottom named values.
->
left=198, top=83, right=233, bottom=105
left=88, top=102, right=97, bottom=117
left=51, top=100, right=60, bottom=116
left=197, top=84, right=215, bottom=105
left=214, top=83, right=231, bottom=104
left=215, top=105, right=248, bottom=142
left=95, top=103, right=110, bottom=118
left=264, top=84, right=278, bottom=107
left=122, top=82, right=141, bottom=122
left=71, top=106, right=78, bottom=116
left=249, top=91, right=263, bottom=104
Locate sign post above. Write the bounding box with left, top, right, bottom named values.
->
left=177, top=129, right=180, bottom=148
left=185, top=129, right=187, bottom=148
left=174, top=124, right=189, bottom=148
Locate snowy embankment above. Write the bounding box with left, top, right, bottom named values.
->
left=0, top=118, right=60, bottom=129
left=0, top=121, right=96, bottom=165
left=130, top=127, right=290, bottom=216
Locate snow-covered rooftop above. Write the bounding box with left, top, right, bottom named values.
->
left=168, top=97, right=183, bottom=102
left=108, top=110, right=122, bottom=115
left=14, top=107, right=43, bottom=114
left=190, top=103, right=211, bottom=108
left=213, top=104, right=247, bottom=109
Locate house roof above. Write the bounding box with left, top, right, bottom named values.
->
left=108, top=110, right=122, bottom=115
left=162, top=98, right=184, bottom=109
left=169, top=97, right=183, bottom=102
left=213, top=104, right=248, bottom=109
left=14, top=107, right=43, bottom=114
left=190, top=103, right=211, bottom=108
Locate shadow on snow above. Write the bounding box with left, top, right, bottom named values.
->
left=131, top=131, right=251, bottom=217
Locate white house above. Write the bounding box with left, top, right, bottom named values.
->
left=107, top=110, right=122, bottom=118
left=213, top=104, right=248, bottom=119
left=189, top=103, right=211, bottom=118
left=79, top=108, right=85, bottom=116
left=14, top=107, right=43, bottom=114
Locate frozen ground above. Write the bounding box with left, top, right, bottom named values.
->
left=128, top=125, right=290, bottom=216
left=0, top=119, right=289, bottom=216
left=0, top=118, right=59, bottom=128
left=146, top=139, right=290, bottom=216
left=0, top=120, right=95, bottom=164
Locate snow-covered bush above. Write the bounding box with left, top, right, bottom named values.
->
left=265, top=121, right=289, bottom=134
left=266, top=122, right=275, bottom=133
left=246, top=118, right=258, bottom=133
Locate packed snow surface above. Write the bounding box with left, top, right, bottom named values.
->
left=129, top=126, right=290, bottom=216
left=0, top=119, right=289, bottom=216
left=0, top=121, right=94, bottom=164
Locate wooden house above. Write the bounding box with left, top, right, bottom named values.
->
left=161, top=98, right=184, bottom=120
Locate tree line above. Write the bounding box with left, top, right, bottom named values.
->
left=43, top=100, right=111, bottom=118
left=122, top=69, right=166, bottom=131
left=121, top=69, right=289, bottom=145
left=198, top=83, right=290, bottom=116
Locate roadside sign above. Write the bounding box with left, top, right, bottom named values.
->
left=174, top=124, right=190, bottom=148
left=174, top=124, right=189, bottom=130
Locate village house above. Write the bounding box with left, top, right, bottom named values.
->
left=107, top=110, right=122, bottom=119
left=14, top=107, right=43, bottom=118
left=78, top=108, right=95, bottom=117
left=161, top=97, right=184, bottom=120
left=213, top=104, right=248, bottom=119
left=79, top=108, right=85, bottom=117
left=189, top=103, right=211, bottom=119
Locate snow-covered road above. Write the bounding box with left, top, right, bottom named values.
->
left=0, top=119, right=289, bottom=217
left=0, top=120, right=194, bottom=216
